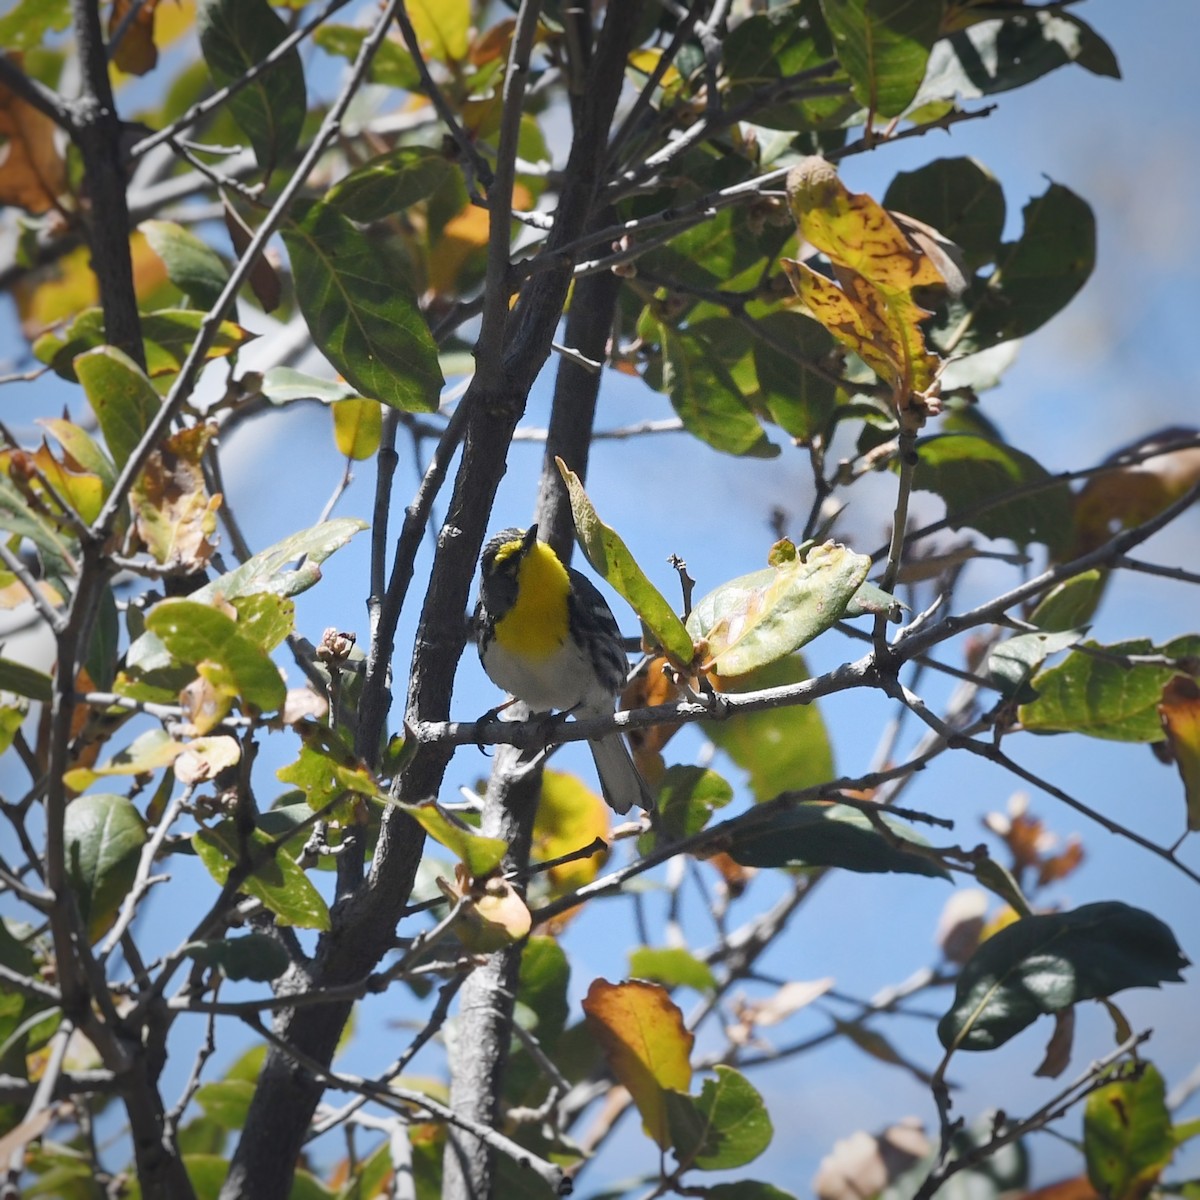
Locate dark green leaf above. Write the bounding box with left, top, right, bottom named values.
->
left=85, top=583, right=119, bottom=692
left=752, top=311, right=838, bottom=443
left=819, top=0, right=943, bottom=118
left=1029, top=570, right=1106, bottom=633
left=1021, top=637, right=1200, bottom=741
left=630, top=947, right=717, bottom=994
left=660, top=323, right=778, bottom=458
left=184, top=934, right=290, bottom=982
left=939, top=902, right=1188, bottom=1052
left=935, top=184, right=1095, bottom=355
left=0, top=657, right=52, bottom=702
left=0, top=474, right=75, bottom=582
left=909, top=433, right=1074, bottom=553
left=725, top=801, right=949, bottom=879
left=197, top=0, right=306, bottom=176
left=653, top=766, right=735, bottom=843
left=667, top=1066, right=772, bottom=1171
left=63, top=794, right=146, bottom=942
left=705, top=657, right=834, bottom=803
left=141, top=220, right=230, bottom=310
left=985, top=628, right=1083, bottom=702
left=518, top=936, right=570, bottom=1047
left=1085, top=1063, right=1174, bottom=1200
left=325, top=146, right=456, bottom=224
left=920, top=10, right=1119, bottom=103
left=282, top=200, right=443, bottom=412
left=193, top=821, right=331, bottom=931
left=884, top=157, right=1006, bottom=271
left=146, top=598, right=286, bottom=713
left=688, top=1186, right=796, bottom=1200
left=75, top=346, right=161, bottom=469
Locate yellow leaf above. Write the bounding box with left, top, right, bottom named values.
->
left=627, top=48, right=682, bottom=91
left=1158, top=676, right=1200, bottom=832
left=63, top=728, right=185, bottom=792
left=406, top=0, right=469, bottom=63
left=582, top=979, right=694, bottom=1148
left=332, top=398, right=383, bottom=460
left=531, top=769, right=610, bottom=897
left=438, top=864, right=531, bottom=952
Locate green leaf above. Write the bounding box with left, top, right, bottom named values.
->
left=0, top=704, right=26, bottom=756
left=705, top=656, right=834, bottom=803
left=517, top=936, right=570, bottom=1047
left=197, top=0, right=306, bottom=176
left=1029, top=570, right=1106, bottom=633
left=939, top=902, right=1188, bottom=1053
left=325, top=146, right=456, bottom=223
left=1085, top=1063, right=1174, bottom=1200
left=232, top=593, right=295, bottom=653
left=667, top=1066, right=773, bottom=1171
left=725, top=801, right=950, bottom=879
left=281, top=200, right=443, bottom=412
left=0, top=0, right=70, bottom=51
left=687, top=1186, right=796, bottom=1200
left=919, top=10, right=1119, bottom=104
left=402, top=802, right=508, bottom=878
left=313, top=24, right=418, bottom=89
left=75, top=345, right=161, bottom=469
left=985, top=628, right=1083, bottom=703
left=908, top=434, right=1074, bottom=554
left=260, top=367, right=361, bottom=405
left=660, top=322, right=778, bottom=459
left=141, top=220, right=230, bottom=311
left=195, top=1079, right=256, bottom=1130
left=63, top=793, right=146, bottom=942
left=751, top=311, right=838, bottom=443
left=630, top=947, right=717, bottom=994
left=1020, top=637, right=1200, bottom=741
left=275, top=723, right=380, bottom=815
left=145, top=598, right=286, bottom=713
left=936, top=183, right=1095, bottom=355
left=652, top=766, right=735, bottom=843
left=819, top=0, right=943, bottom=118
left=686, top=541, right=870, bottom=677
left=0, top=475, right=75, bottom=582
left=556, top=459, right=694, bottom=666
left=85, top=582, right=120, bottom=692
left=37, top=418, right=115, bottom=488
left=184, top=935, right=290, bottom=982
left=884, top=157, right=1006, bottom=271
left=0, top=657, right=52, bottom=702
left=193, top=821, right=331, bottom=930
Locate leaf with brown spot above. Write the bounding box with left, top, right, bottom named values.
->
left=582, top=979, right=694, bottom=1148
left=131, top=424, right=221, bottom=570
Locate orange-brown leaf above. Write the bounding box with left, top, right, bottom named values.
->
left=1158, top=675, right=1200, bottom=832
left=0, top=71, right=68, bottom=214
left=109, top=0, right=161, bottom=76
left=582, top=978, right=693, bottom=1148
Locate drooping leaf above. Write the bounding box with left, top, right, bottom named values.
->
left=1158, top=677, right=1200, bottom=832
left=667, top=1065, right=772, bottom=1171
left=331, top=398, right=383, bottom=461
left=1085, top=1063, right=1174, bottom=1200
left=324, top=145, right=456, bottom=223
left=1021, top=637, right=1200, bottom=742
left=557, top=458, right=695, bottom=666
left=0, top=656, right=53, bottom=702
left=74, top=345, right=161, bottom=469
left=531, top=769, right=610, bottom=897
left=686, top=540, right=870, bottom=678
left=145, top=598, right=286, bottom=714
left=517, top=936, right=570, bottom=1047
left=141, top=220, right=230, bottom=311
left=197, top=0, right=306, bottom=176
left=193, top=820, right=331, bottom=931
left=582, top=979, right=694, bottom=1149
left=0, top=67, right=68, bottom=213
left=651, top=765, right=735, bottom=844
left=281, top=200, right=443, bottom=412
left=723, top=801, right=950, bottom=879
left=402, top=803, right=507, bottom=878
left=884, top=157, right=1006, bottom=271
left=750, top=310, right=839, bottom=444
left=184, top=934, right=290, bottom=983
left=985, top=629, right=1084, bottom=703
left=819, top=0, right=942, bottom=117
left=705, top=656, right=834, bottom=802
left=938, top=903, right=1188, bottom=1053
left=63, top=793, right=147, bottom=942
left=1029, top=571, right=1106, bottom=633
left=438, top=866, right=531, bottom=952
left=0, top=474, right=76, bottom=582
left=908, top=433, right=1074, bottom=554
left=934, top=183, right=1095, bottom=356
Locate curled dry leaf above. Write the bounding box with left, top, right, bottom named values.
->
left=813, top=1117, right=931, bottom=1200
left=175, top=735, right=241, bottom=785
left=727, top=977, right=834, bottom=1045
left=0, top=66, right=68, bottom=214
left=935, top=888, right=988, bottom=965
left=1158, top=675, right=1200, bottom=832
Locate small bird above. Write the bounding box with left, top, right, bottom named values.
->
left=475, top=525, right=653, bottom=814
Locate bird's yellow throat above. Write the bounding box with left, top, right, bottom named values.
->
left=493, top=541, right=572, bottom=660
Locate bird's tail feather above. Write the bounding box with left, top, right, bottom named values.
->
left=587, top=735, right=652, bottom=815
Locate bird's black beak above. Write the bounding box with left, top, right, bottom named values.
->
left=523, top=524, right=539, bottom=550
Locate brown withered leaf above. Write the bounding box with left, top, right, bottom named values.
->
left=109, top=0, right=161, bottom=76
left=0, top=70, right=68, bottom=214
left=813, top=1118, right=931, bottom=1200
left=131, top=424, right=221, bottom=570
left=1034, top=1006, right=1076, bottom=1079
left=1158, top=674, right=1200, bottom=832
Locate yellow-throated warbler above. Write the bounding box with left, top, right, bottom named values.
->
left=475, top=525, right=652, bottom=814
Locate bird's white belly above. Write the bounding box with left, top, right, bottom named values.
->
left=484, top=636, right=610, bottom=712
